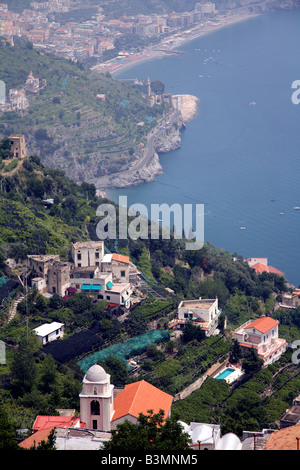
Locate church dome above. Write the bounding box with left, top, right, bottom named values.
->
left=85, top=364, right=108, bottom=383
left=191, top=424, right=213, bottom=444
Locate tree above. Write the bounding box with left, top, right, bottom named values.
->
left=182, top=321, right=205, bottom=343
left=62, top=194, right=77, bottom=217
left=98, top=355, right=128, bottom=387
left=38, top=355, right=58, bottom=394
left=0, top=403, right=19, bottom=450
left=30, top=428, right=56, bottom=450
left=28, top=176, right=45, bottom=199
left=229, top=339, right=243, bottom=364
left=10, top=337, right=38, bottom=396
left=151, top=80, right=165, bottom=95
left=80, top=181, right=96, bottom=200
left=102, top=410, right=191, bottom=451
left=0, top=138, right=11, bottom=159
left=242, top=348, right=263, bottom=375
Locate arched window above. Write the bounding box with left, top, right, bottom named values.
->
left=91, top=400, right=100, bottom=415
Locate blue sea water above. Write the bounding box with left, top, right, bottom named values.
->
left=108, top=11, right=300, bottom=287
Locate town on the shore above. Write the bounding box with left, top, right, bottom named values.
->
left=0, top=1, right=247, bottom=71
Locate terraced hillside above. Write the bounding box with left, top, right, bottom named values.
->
left=0, top=41, right=168, bottom=183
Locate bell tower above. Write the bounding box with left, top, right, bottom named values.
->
left=79, top=364, right=114, bottom=431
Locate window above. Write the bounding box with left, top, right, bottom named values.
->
left=95, top=252, right=99, bottom=259
left=94, top=387, right=97, bottom=395
left=121, top=270, right=125, bottom=277
left=106, top=295, right=110, bottom=301
left=92, top=420, right=98, bottom=430
left=77, top=253, right=81, bottom=260
left=78, top=263, right=81, bottom=267
left=91, top=400, right=100, bottom=415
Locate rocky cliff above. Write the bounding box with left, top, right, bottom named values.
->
left=92, top=108, right=189, bottom=190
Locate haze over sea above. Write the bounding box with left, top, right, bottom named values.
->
left=108, top=10, right=300, bottom=287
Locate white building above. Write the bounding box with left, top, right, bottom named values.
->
left=170, top=297, right=220, bottom=336
left=33, top=322, right=65, bottom=345
left=101, top=253, right=130, bottom=283
left=180, top=421, right=242, bottom=450
left=233, top=316, right=287, bottom=367
left=71, top=241, right=104, bottom=268
left=79, top=364, right=115, bottom=432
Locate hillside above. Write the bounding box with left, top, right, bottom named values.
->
left=2, top=140, right=300, bottom=441
left=0, top=150, right=96, bottom=262
left=0, top=41, right=168, bottom=184
left=57, top=0, right=300, bottom=19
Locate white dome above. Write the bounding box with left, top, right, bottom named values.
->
left=191, top=424, right=213, bottom=444
left=85, top=364, right=108, bottom=383
left=215, top=433, right=242, bottom=450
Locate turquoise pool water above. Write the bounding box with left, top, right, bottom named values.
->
left=215, top=368, right=235, bottom=380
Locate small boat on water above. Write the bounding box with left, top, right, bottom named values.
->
left=294, top=207, right=300, bottom=210
left=240, top=227, right=246, bottom=230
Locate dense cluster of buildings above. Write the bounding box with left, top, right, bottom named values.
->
left=0, top=1, right=217, bottom=62
left=11, top=236, right=292, bottom=450
left=17, top=362, right=300, bottom=450
left=25, top=240, right=136, bottom=309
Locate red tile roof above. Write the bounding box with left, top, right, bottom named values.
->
left=264, top=424, right=300, bottom=450
left=251, top=263, right=284, bottom=276
left=112, top=380, right=173, bottom=423
left=112, top=253, right=130, bottom=264
left=245, top=316, right=279, bottom=334
left=32, top=415, right=80, bottom=432
left=267, top=265, right=285, bottom=275
left=19, top=428, right=54, bottom=449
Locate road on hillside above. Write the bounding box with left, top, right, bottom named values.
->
left=95, top=110, right=181, bottom=186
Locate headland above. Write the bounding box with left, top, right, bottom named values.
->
left=92, top=10, right=258, bottom=192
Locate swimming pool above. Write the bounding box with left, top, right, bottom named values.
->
left=215, top=368, right=235, bottom=380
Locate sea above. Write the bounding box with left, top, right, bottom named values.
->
left=107, top=10, right=300, bottom=287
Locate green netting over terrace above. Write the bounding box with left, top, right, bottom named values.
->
left=0, top=277, right=8, bottom=287
left=77, top=329, right=170, bottom=374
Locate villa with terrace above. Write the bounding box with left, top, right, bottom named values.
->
left=169, top=297, right=221, bottom=337
left=233, top=316, right=287, bottom=367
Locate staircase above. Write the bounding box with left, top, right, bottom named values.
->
left=8, top=294, right=26, bottom=322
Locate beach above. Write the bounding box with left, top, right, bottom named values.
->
left=92, top=11, right=260, bottom=77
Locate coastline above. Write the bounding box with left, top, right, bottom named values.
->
left=92, top=10, right=258, bottom=193
left=92, top=11, right=260, bottom=78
